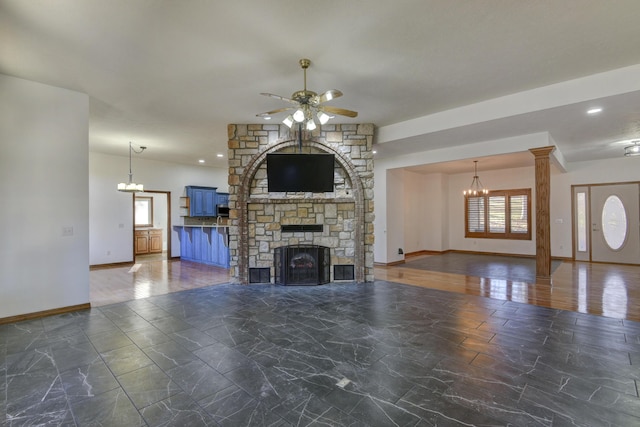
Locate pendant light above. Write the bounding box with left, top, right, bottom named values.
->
left=117, top=142, right=146, bottom=193
left=463, top=160, right=489, bottom=196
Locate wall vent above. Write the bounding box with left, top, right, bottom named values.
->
left=334, top=264, right=355, bottom=281
left=249, top=268, right=271, bottom=284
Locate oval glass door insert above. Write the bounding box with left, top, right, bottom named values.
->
left=601, top=195, right=628, bottom=251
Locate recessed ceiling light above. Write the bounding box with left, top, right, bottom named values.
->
left=263, top=116, right=271, bottom=120
left=587, top=107, right=602, bottom=115
left=216, top=153, right=224, bottom=158
left=372, top=150, right=377, bottom=154
left=198, top=159, right=205, bottom=163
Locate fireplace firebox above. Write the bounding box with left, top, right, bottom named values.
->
left=274, top=245, right=330, bottom=285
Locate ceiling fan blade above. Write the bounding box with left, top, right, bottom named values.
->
left=256, top=107, right=293, bottom=117
left=317, top=89, right=343, bottom=104
left=322, top=105, right=358, bottom=118
left=260, top=92, right=298, bottom=105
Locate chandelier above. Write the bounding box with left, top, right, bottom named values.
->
left=463, top=161, right=489, bottom=196
left=117, top=142, right=146, bottom=193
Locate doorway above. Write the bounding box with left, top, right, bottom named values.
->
left=572, top=183, right=640, bottom=264
left=133, top=190, right=172, bottom=263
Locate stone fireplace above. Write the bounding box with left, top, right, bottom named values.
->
left=227, top=123, right=375, bottom=285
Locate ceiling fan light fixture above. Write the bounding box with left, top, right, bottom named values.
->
left=256, top=58, right=358, bottom=130
left=283, top=115, right=294, bottom=128
left=317, top=111, right=331, bottom=125
left=306, top=119, right=317, bottom=131
left=293, top=109, right=305, bottom=122
left=624, top=140, right=640, bottom=156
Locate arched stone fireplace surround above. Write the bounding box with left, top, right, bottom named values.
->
left=227, top=124, right=375, bottom=285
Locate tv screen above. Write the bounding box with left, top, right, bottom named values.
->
left=267, top=153, right=335, bottom=192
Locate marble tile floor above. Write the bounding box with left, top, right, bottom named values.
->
left=2, top=281, right=640, bottom=426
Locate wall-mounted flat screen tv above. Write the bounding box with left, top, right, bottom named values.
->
left=267, top=153, right=335, bottom=192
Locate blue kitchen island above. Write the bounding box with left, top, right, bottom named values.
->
left=174, top=225, right=230, bottom=268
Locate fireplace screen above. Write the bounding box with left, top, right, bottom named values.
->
left=274, top=245, right=330, bottom=285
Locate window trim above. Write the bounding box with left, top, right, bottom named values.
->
left=464, top=188, right=532, bottom=240
left=135, top=197, right=154, bottom=228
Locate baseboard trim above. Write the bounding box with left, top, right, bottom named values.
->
left=405, top=249, right=572, bottom=262
left=448, top=249, right=534, bottom=258
left=0, top=303, right=92, bottom=325
left=90, top=261, right=134, bottom=270
left=91, top=257, right=182, bottom=270
left=405, top=250, right=444, bottom=258
left=374, top=260, right=406, bottom=267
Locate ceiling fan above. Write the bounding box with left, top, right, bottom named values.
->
left=256, top=58, right=358, bottom=131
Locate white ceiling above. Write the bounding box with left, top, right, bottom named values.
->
left=2, top=0, right=640, bottom=173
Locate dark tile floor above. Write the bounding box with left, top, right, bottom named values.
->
left=2, top=281, right=640, bottom=426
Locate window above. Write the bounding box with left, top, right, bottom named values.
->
left=135, top=197, right=153, bottom=227
left=465, top=189, right=531, bottom=240
left=576, top=191, right=587, bottom=252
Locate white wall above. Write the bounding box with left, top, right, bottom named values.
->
left=89, top=152, right=227, bottom=265
left=448, top=165, right=537, bottom=255
left=375, top=151, right=640, bottom=264
left=385, top=168, right=405, bottom=263
left=373, top=162, right=387, bottom=263
left=374, top=133, right=550, bottom=263
left=0, top=74, right=90, bottom=318
left=550, top=156, right=640, bottom=258
left=403, top=170, right=427, bottom=254
left=402, top=171, right=447, bottom=254
left=397, top=165, right=537, bottom=257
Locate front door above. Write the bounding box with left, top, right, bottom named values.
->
left=590, top=184, right=640, bottom=264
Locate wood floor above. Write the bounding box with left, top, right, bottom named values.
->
left=90, top=260, right=230, bottom=307
left=90, top=256, right=640, bottom=322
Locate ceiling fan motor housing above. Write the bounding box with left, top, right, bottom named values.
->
left=291, top=90, right=317, bottom=104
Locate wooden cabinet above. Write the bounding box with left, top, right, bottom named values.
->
left=135, top=230, right=149, bottom=255
left=148, top=229, right=162, bottom=253
left=135, top=229, right=163, bottom=255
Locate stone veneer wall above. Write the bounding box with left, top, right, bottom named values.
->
left=227, top=123, right=375, bottom=284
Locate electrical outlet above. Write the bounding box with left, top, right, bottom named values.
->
left=398, top=248, right=404, bottom=254
left=62, top=226, right=74, bottom=237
